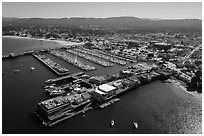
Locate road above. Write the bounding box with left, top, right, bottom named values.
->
left=184, top=44, right=202, bottom=59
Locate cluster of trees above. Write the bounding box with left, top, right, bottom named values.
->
left=187, top=67, right=202, bottom=93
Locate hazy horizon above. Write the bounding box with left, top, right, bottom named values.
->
left=2, top=16, right=202, bottom=20
left=2, top=2, right=202, bottom=20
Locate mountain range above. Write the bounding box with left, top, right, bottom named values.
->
left=2, top=16, right=202, bottom=32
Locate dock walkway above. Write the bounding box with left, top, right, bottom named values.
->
left=32, top=53, right=69, bottom=76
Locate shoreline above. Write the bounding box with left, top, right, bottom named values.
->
left=2, top=35, right=84, bottom=46
left=166, top=79, right=202, bottom=101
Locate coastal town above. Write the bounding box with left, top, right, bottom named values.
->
left=2, top=2, right=202, bottom=134
left=3, top=25, right=202, bottom=94
left=2, top=25, right=202, bottom=127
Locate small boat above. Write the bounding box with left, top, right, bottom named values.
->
left=30, top=66, right=35, bottom=71
left=133, top=122, right=138, bottom=129
left=13, top=69, right=20, bottom=73
left=82, top=110, right=85, bottom=114
left=45, top=79, right=52, bottom=84
left=45, top=89, right=49, bottom=92
left=110, top=120, right=114, bottom=127
left=44, top=85, right=51, bottom=89
left=50, top=90, right=65, bottom=96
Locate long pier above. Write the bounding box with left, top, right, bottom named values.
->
left=45, top=71, right=84, bottom=84
left=2, top=51, right=34, bottom=59
left=2, top=46, right=63, bottom=60
left=32, top=53, right=69, bottom=76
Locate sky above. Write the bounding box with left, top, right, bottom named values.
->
left=2, top=2, right=202, bottom=19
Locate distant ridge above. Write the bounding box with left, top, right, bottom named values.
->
left=2, top=16, right=202, bottom=32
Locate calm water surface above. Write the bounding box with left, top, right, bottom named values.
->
left=2, top=37, right=63, bottom=55
left=2, top=38, right=202, bottom=134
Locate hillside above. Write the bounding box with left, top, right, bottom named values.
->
left=2, top=16, right=202, bottom=32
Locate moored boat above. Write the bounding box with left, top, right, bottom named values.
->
left=50, top=90, right=65, bottom=96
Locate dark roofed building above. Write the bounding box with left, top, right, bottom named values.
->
left=153, top=42, right=172, bottom=51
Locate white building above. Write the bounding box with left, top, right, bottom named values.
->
left=92, top=84, right=117, bottom=102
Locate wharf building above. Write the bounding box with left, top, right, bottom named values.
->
left=92, top=84, right=117, bottom=102
left=36, top=62, right=175, bottom=126
left=92, top=77, right=140, bottom=103
left=37, top=91, right=92, bottom=125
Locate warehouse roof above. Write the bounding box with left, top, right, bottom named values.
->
left=99, top=84, right=116, bottom=92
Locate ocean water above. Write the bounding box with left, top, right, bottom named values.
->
left=2, top=37, right=202, bottom=134
left=2, top=37, right=63, bottom=55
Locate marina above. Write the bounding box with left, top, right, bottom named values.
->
left=49, top=50, right=96, bottom=71
left=67, top=49, right=114, bottom=67
left=75, top=47, right=127, bottom=65
left=96, top=49, right=137, bottom=63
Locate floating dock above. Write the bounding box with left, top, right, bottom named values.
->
left=49, top=51, right=96, bottom=71
left=45, top=71, right=84, bottom=84
left=67, top=49, right=114, bottom=67
left=76, top=48, right=127, bottom=65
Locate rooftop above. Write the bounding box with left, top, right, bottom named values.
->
left=95, top=88, right=106, bottom=95
left=154, top=42, right=171, bottom=46
left=98, top=84, right=116, bottom=92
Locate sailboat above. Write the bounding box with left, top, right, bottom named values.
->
left=110, top=120, right=115, bottom=127
left=133, top=122, right=138, bottom=129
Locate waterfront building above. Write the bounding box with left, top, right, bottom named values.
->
left=92, top=84, right=117, bottom=102
left=92, top=88, right=107, bottom=102
left=88, top=76, right=109, bottom=85
left=112, top=81, right=123, bottom=88
left=98, top=84, right=117, bottom=96
left=81, top=92, right=92, bottom=100
left=122, top=79, right=135, bottom=87
left=38, top=96, right=72, bottom=117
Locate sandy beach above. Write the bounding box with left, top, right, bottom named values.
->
left=3, top=35, right=84, bottom=46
